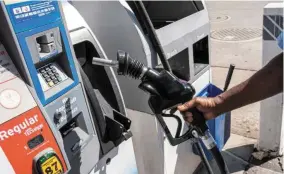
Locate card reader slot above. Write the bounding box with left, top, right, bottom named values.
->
left=59, top=112, right=88, bottom=138
left=60, top=118, right=78, bottom=138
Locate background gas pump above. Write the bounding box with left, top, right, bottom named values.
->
left=0, top=1, right=135, bottom=174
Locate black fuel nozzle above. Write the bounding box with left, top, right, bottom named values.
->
left=93, top=51, right=229, bottom=174
left=93, top=50, right=208, bottom=144
left=116, top=51, right=197, bottom=112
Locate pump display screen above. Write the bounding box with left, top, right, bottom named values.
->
left=27, top=134, right=44, bottom=149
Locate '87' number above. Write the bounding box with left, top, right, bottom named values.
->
left=45, top=161, right=62, bottom=174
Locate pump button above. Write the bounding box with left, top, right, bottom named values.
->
left=54, top=112, right=63, bottom=124
left=42, top=73, right=49, bottom=78
left=36, top=151, right=64, bottom=174
left=48, top=81, right=54, bottom=87
left=0, top=89, right=21, bottom=109
left=45, top=78, right=51, bottom=82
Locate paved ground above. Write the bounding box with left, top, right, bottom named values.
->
left=206, top=0, right=279, bottom=139
left=198, top=134, right=283, bottom=174
left=202, top=1, right=283, bottom=173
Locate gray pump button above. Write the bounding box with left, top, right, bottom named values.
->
left=54, top=111, right=63, bottom=124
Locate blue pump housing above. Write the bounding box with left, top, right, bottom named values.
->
left=4, top=1, right=79, bottom=106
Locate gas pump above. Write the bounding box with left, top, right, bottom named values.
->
left=0, top=1, right=134, bottom=174
left=70, top=1, right=231, bottom=173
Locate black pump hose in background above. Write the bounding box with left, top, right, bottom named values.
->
left=127, top=1, right=172, bottom=73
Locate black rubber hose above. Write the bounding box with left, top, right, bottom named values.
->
left=210, top=146, right=230, bottom=174
left=193, top=140, right=214, bottom=174
left=128, top=1, right=172, bottom=73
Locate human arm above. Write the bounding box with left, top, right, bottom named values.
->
left=178, top=52, right=283, bottom=122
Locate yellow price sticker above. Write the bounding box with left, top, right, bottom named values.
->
left=41, top=156, right=63, bottom=174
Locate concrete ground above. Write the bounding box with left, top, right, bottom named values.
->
left=207, top=0, right=270, bottom=139
left=200, top=1, right=284, bottom=173
left=198, top=134, right=283, bottom=174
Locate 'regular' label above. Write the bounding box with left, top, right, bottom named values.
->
left=0, top=115, right=42, bottom=141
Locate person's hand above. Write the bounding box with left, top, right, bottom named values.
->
left=177, top=97, right=222, bottom=123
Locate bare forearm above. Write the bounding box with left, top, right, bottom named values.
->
left=215, top=52, right=283, bottom=114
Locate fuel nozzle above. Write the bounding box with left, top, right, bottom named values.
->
left=93, top=51, right=228, bottom=173
left=93, top=50, right=207, bottom=144
left=93, top=50, right=148, bottom=79
left=93, top=50, right=196, bottom=114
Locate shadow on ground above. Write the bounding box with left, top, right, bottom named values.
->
left=196, top=143, right=284, bottom=174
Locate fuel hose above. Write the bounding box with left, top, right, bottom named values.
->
left=195, top=129, right=230, bottom=174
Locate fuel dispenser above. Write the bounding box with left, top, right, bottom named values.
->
left=70, top=1, right=231, bottom=173
left=0, top=1, right=134, bottom=174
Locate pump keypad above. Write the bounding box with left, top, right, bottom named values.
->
left=42, top=66, right=62, bottom=86
left=38, top=63, right=68, bottom=90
